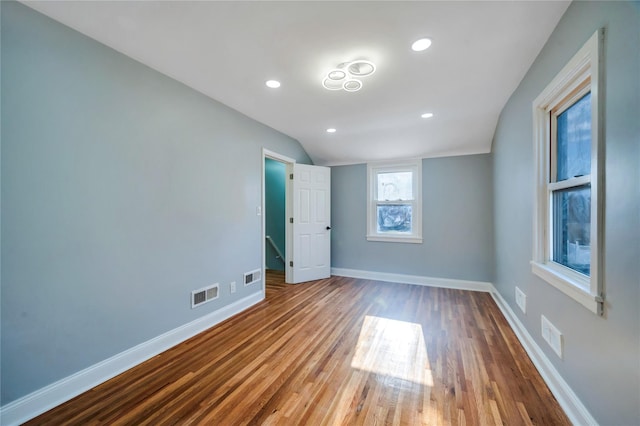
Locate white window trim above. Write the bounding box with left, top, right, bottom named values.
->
left=531, top=29, right=605, bottom=315
left=367, top=159, right=423, bottom=244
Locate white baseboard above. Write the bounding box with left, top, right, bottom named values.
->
left=2, top=273, right=596, bottom=426
left=490, top=288, right=598, bottom=426
left=0, top=292, right=264, bottom=426
left=331, top=267, right=493, bottom=292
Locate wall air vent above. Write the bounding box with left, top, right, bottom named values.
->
left=191, top=283, right=219, bottom=309
left=244, top=269, right=262, bottom=286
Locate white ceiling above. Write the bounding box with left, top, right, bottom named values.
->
left=23, top=1, right=570, bottom=166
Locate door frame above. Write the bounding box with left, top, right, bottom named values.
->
left=262, top=148, right=296, bottom=291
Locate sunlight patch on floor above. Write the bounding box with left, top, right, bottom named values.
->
left=351, top=315, right=433, bottom=387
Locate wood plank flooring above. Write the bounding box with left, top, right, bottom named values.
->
left=26, top=271, right=570, bottom=425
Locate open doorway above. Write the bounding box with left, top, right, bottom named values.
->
left=264, top=157, right=286, bottom=271
left=261, top=149, right=332, bottom=295
left=262, top=149, right=295, bottom=295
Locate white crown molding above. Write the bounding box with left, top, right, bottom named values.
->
left=0, top=292, right=264, bottom=426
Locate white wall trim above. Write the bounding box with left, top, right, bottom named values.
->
left=0, top=292, right=264, bottom=426
left=490, top=288, right=598, bottom=426
left=331, top=268, right=493, bottom=292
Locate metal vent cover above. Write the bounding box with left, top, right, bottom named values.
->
left=191, top=283, right=219, bottom=309
left=244, top=269, right=262, bottom=286
left=206, top=287, right=218, bottom=300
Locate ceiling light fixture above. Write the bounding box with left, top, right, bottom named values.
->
left=411, top=38, right=432, bottom=52
left=421, top=112, right=434, bottom=119
left=326, top=128, right=337, bottom=133
left=328, top=69, right=347, bottom=80
left=322, top=60, right=376, bottom=92
left=265, top=80, right=281, bottom=88
left=343, top=79, right=362, bottom=92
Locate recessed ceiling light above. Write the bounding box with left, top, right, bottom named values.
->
left=265, top=80, right=281, bottom=88
left=421, top=112, right=434, bottom=119
left=412, top=38, right=432, bottom=52
left=326, top=128, right=337, bottom=133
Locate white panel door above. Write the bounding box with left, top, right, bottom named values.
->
left=291, top=164, right=331, bottom=284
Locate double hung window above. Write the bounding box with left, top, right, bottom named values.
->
left=531, top=29, right=604, bottom=314
left=367, top=160, right=422, bottom=243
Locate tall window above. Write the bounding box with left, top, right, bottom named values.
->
left=367, top=160, right=422, bottom=243
left=552, top=91, right=592, bottom=275
left=532, top=29, right=604, bottom=315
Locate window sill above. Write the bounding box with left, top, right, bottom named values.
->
left=367, top=235, right=423, bottom=244
left=530, top=261, right=602, bottom=314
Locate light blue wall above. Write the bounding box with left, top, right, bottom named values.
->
left=0, top=2, right=311, bottom=404
left=492, top=1, right=639, bottom=424
left=265, top=158, right=286, bottom=270
left=331, top=155, right=494, bottom=282
left=4, top=1, right=639, bottom=422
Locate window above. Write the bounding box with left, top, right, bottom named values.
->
left=367, top=160, right=422, bottom=243
left=531, top=29, right=604, bottom=315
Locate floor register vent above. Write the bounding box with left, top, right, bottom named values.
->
left=191, top=283, right=219, bottom=309
left=244, top=269, right=262, bottom=286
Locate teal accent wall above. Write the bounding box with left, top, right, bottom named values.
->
left=1, top=1, right=311, bottom=404
left=492, top=1, right=639, bottom=423
left=265, top=158, right=286, bottom=271
left=331, top=155, right=495, bottom=283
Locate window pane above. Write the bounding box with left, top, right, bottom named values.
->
left=377, top=204, right=412, bottom=233
left=552, top=185, right=591, bottom=275
left=556, top=92, right=591, bottom=181
left=377, top=172, right=412, bottom=200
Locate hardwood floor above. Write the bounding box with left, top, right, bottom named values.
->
left=26, top=271, right=570, bottom=425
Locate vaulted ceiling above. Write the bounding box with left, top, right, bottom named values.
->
left=23, top=1, right=570, bottom=166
